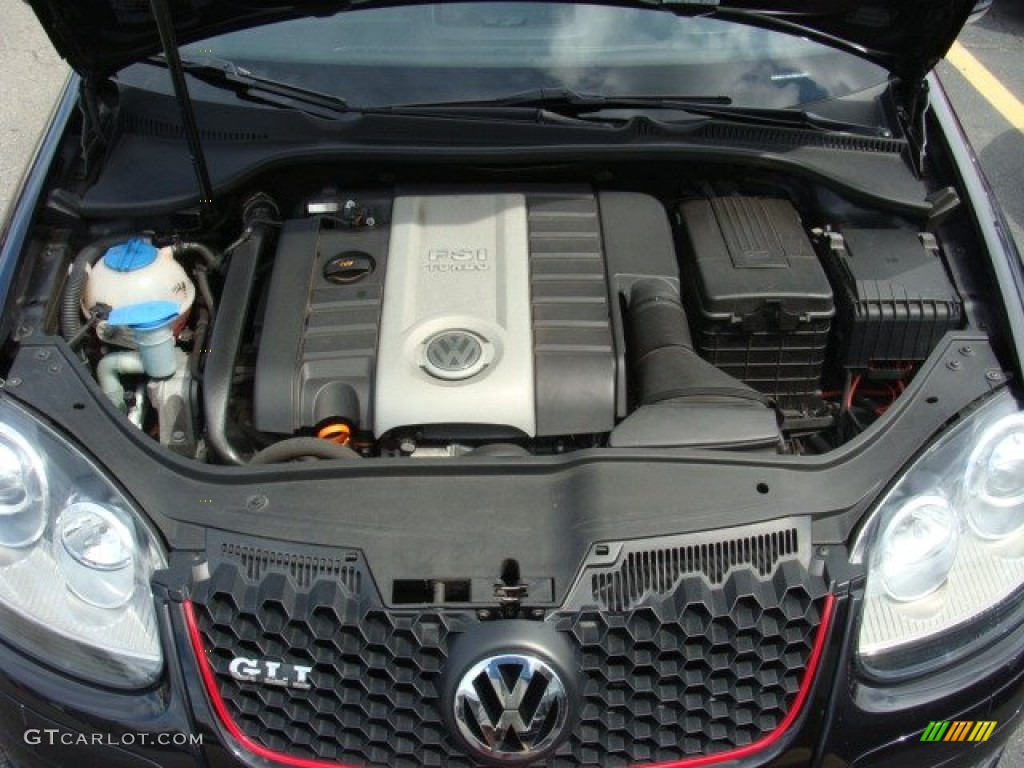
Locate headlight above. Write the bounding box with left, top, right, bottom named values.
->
left=853, top=391, right=1024, bottom=678
left=0, top=397, right=165, bottom=688
left=965, top=414, right=1024, bottom=539
left=876, top=495, right=958, bottom=603
left=0, top=423, right=48, bottom=547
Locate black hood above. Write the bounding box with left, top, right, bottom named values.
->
left=28, top=0, right=974, bottom=86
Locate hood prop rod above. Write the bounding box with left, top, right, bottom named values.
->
left=149, top=0, right=215, bottom=222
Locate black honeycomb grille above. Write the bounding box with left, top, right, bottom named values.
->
left=190, top=547, right=830, bottom=768
left=556, top=562, right=827, bottom=765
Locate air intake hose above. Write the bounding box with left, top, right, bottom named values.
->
left=203, top=195, right=278, bottom=465
left=626, top=279, right=769, bottom=406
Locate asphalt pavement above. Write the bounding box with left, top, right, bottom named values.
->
left=0, top=0, right=68, bottom=219
left=937, top=2, right=1024, bottom=253
left=0, top=0, right=1022, bottom=763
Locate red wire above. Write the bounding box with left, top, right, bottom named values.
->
left=845, top=374, right=862, bottom=410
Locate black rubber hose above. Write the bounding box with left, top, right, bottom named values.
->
left=61, top=234, right=138, bottom=341
left=467, top=443, right=531, bottom=458
left=187, top=305, right=209, bottom=381
left=626, top=278, right=695, bottom=359
left=174, top=241, right=221, bottom=272
left=194, top=268, right=217, bottom=328
left=626, top=279, right=769, bottom=406
left=202, top=225, right=269, bottom=465
left=249, top=437, right=360, bottom=464
left=203, top=193, right=284, bottom=465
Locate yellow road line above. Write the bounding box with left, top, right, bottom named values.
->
left=946, top=41, right=1024, bottom=132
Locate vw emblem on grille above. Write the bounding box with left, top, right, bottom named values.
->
left=453, top=653, right=568, bottom=763
left=423, top=330, right=487, bottom=380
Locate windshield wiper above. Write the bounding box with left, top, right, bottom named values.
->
left=392, top=88, right=889, bottom=136
left=145, top=54, right=352, bottom=118
left=392, top=87, right=733, bottom=114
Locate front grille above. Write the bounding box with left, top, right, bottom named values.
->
left=189, top=534, right=831, bottom=768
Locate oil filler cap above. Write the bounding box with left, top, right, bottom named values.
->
left=324, top=251, right=374, bottom=284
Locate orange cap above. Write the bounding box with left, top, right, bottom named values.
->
left=317, top=422, right=352, bottom=446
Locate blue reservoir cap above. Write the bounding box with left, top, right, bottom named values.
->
left=103, top=239, right=159, bottom=272
left=107, top=301, right=179, bottom=331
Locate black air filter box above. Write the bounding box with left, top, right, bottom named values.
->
left=819, top=228, right=963, bottom=367
left=679, top=196, right=834, bottom=408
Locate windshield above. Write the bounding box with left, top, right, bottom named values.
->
left=168, top=2, right=888, bottom=110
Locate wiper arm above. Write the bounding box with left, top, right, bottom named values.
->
left=145, top=54, right=351, bottom=118
left=394, top=87, right=732, bottom=114
left=400, top=88, right=888, bottom=137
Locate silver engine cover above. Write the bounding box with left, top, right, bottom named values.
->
left=374, top=194, right=536, bottom=437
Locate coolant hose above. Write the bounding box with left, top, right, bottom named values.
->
left=96, top=350, right=145, bottom=412
left=194, top=268, right=217, bottom=327
left=61, top=234, right=140, bottom=342
left=174, top=241, right=221, bottom=272
left=249, top=437, right=360, bottom=464
left=175, top=241, right=221, bottom=325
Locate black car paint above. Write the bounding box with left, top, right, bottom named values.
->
left=0, top=548, right=1018, bottom=768
left=0, top=13, right=1022, bottom=766
left=928, top=73, right=1024, bottom=369
left=25, top=0, right=976, bottom=93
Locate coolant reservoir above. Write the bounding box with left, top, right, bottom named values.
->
left=83, top=239, right=194, bottom=343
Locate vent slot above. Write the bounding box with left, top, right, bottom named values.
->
left=124, top=114, right=269, bottom=142
left=691, top=123, right=906, bottom=154
left=221, top=542, right=361, bottom=592
left=392, top=579, right=472, bottom=604
left=592, top=527, right=799, bottom=611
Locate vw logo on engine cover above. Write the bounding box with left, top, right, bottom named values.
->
left=423, top=330, right=486, bottom=380
left=453, top=653, right=568, bottom=763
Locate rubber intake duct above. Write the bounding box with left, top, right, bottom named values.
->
left=627, top=280, right=770, bottom=406
left=610, top=279, right=780, bottom=450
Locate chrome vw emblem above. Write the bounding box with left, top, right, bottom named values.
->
left=423, top=330, right=486, bottom=380
left=453, top=653, right=568, bottom=762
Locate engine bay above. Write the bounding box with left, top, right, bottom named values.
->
left=44, top=167, right=973, bottom=464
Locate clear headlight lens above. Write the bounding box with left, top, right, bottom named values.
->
left=877, top=495, right=958, bottom=602
left=57, top=501, right=136, bottom=609
left=965, top=414, right=1024, bottom=539
left=853, top=391, right=1024, bottom=678
left=0, top=397, right=165, bottom=688
left=0, top=424, right=48, bottom=548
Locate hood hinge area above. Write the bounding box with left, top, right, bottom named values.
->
left=77, top=77, right=116, bottom=180
left=898, top=78, right=931, bottom=178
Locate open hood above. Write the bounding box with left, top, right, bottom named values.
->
left=28, top=0, right=974, bottom=89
